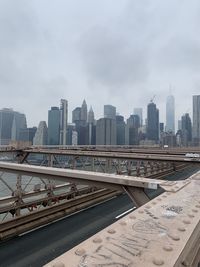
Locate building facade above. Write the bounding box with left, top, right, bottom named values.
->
left=96, top=118, right=116, bottom=145
left=147, top=102, right=159, bottom=142
left=166, top=95, right=175, bottom=133
left=193, top=95, right=200, bottom=145
left=48, top=107, right=60, bottom=145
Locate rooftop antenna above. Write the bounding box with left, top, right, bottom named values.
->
left=150, top=95, right=156, bottom=103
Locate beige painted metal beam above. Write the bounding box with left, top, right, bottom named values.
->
left=45, top=171, right=200, bottom=267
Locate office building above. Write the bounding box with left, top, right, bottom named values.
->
left=104, top=105, right=116, bottom=120
left=193, top=95, right=200, bottom=145
left=0, top=108, right=27, bottom=145
left=19, top=127, right=37, bottom=144
left=48, top=107, right=60, bottom=145
left=11, top=112, right=27, bottom=141
left=116, top=115, right=125, bottom=145
left=166, top=95, right=175, bottom=133
left=88, top=106, right=95, bottom=124
left=96, top=118, right=116, bottom=145
left=181, top=113, right=192, bottom=146
left=133, top=108, right=143, bottom=126
left=33, top=121, right=48, bottom=145
left=72, top=107, right=81, bottom=123
left=60, top=99, right=68, bottom=145
left=125, top=115, right=140, bottom=145
left=81, top=99, right=87, bottom=123
left=147, top=102, right=159, bottom=142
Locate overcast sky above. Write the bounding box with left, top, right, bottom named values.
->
left=0, top=0, right=200, bottom=128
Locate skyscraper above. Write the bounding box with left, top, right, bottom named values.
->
left=33, top=121, right=48, bottom=145
left=125, top=114, right=140, bottom=145
left=48, top=107, right=60, bottom=145
left=133, top=108, right=143, bottom=126
left=88, top=106, right=95, bottom=124
left=81, top=99, right=87, bottom=123
left=181, top=113, right=192, bottom=146
left=147, top=102, right=159, bottom=142
left=60, top=99, right=68, bottom=145
left=166, top=95, right=175, bottom=133
left=96, top=118, right=116, bottom=145
left=192, top=95, right=200, bottom=145
left=11, top=112, right=27, bottom=141
left=72, top=107, right=81, bottom=123
left=104, top=105, right=116, bottom=120
left=116, top=115, right=125, bottom=145
left=0, top=108, right=27, bottom=145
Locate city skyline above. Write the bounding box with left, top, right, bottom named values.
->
left=0, top=1, right=200, bottom=126
left=0, top=94, right=195, bottom=129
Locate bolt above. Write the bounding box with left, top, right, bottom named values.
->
left=75, top=248, right=86, bottom=256
left=178, top=227, right=186, bottom=232
left=108, top=229, right=116, bottom=234
left=138, top=210, right=144, bottom=214
left=93, top=237, right=102, bottom=243
left=192, top=209, right=198, bottom=213
left=169, top=234, right=180, bottom=241
left=153, top=258, right=164, bottom=265
left=183, top=220, right=191, bottom=225
left=163, top=245, right=173, bottom=252
left=119, top=221, right=127, bottom=226
left=188, top=214, right=195, bottom=218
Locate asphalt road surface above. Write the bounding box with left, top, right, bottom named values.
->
left=0, top=194, right=133, bottom=267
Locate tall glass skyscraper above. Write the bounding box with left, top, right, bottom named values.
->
left=48, top=107, right=60, bottom=145
left=193, top=95, right=200, bottom=145
left=147, top=102, right=159, bottom=142
left=60, top=99, right=68, bottom=145
left=166, top=95, right=175, bottom=133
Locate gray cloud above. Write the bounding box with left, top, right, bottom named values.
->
left=0, top=0, right=199, bottom=126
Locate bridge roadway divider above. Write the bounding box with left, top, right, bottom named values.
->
left=0, top=188, right=120, bottom=241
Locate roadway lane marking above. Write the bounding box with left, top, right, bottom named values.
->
left=115, top=207, right=136, bottom=219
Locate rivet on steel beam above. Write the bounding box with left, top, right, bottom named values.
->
left=52, top=262, right=65, bottom=267
left=138, top=210, right=144, bottom=214
left=129, top=215, right=136, bottom=219
left=152, top=202, right=157, bottom=205
left=192, top=209, right=198, bottom=213
left=157, top=198, right=162, bottom=201
left=145, top=205, right=151, bottom=209
left=178, top=227, right=186, bottom=232
left=162, top=195, right=167, bottom=198
left=153, top=258, right=164, bottom=265
left=119, top=221, right=127, bottom=226
left=183, top=220, right=191, bottom=225
left=195, top=204, right=200, bottom=208
left=163, top=245, right=173, bottom=252
left=107, top=229, right=116, bottom=234
left=187, top=214, right=195, bottom=218
left=93, top=237, right=102, bottom=243
left=169, top=234, right=180, bottom=241
left=75, top=248, right=86, bottom=256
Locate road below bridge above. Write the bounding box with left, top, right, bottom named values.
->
left=0, top=165, right=199, bottom=267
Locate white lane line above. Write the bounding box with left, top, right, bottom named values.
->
left=115, top=207, right=136, bottom=219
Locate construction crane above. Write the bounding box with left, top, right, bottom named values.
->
left=150, top=95, right=156, bottom=103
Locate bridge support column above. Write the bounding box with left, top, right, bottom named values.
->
left=122, top=186, right=150, bottom=207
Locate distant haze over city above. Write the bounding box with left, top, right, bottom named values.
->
left=0, top=0, right=200, bottom=126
